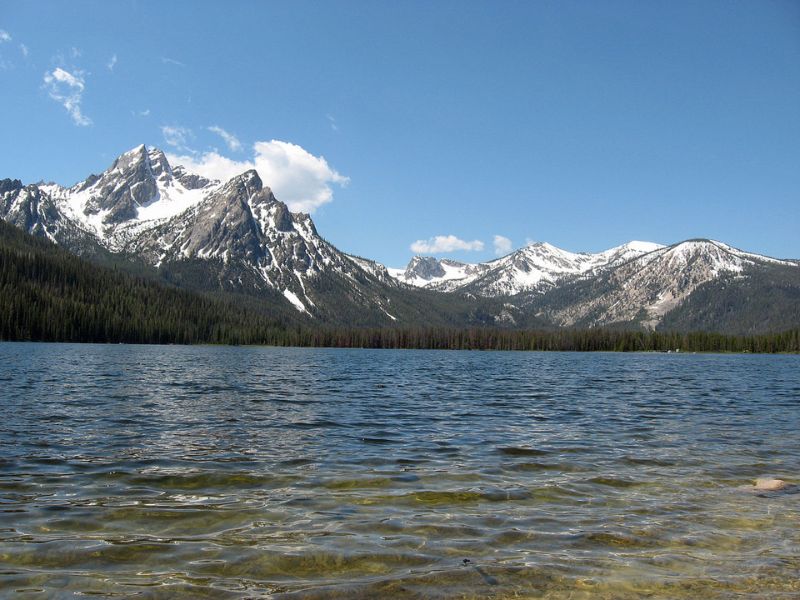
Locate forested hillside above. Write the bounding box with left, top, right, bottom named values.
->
left=1, top=221, right=798, bottom=352
left=0, top=220, right=296, bottom=344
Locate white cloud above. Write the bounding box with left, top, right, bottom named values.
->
left=20, top=43, right=28, bottom=57
left=161, top=56, right=185, bottom=67
left=160, top=125, right=193, bottom=150
left=208, top=125, right=242, bottom=152
left=167, top=150, right=250, bottom=182
left=70, top=46, right=81, bottom=58
left=107, top=54, right=117, bottom=71
left=0, top=30, right=11, bottom=43
left=167, top=140, right=349, bottom=213
left=252, top=141, right=349, bottom=212
left=493, top=234, right=513, bottom=256
left=43, top=67, right=91, bottom=126
left=138, top=108, right=150, bottom=117
left=410, top=235, right=485, bottom=254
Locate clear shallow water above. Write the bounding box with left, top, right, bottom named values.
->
left=0, top=344, right=798, bottom=599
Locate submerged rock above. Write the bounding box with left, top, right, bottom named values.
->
left=753, top=478, right=787, bottom=491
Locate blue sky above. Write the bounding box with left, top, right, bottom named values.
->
left=1, top=1, right=799, bottom=266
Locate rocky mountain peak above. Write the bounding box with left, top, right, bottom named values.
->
left=221, top=169, right=263, bottom=198
left=77, top=145, right=166, bottom=224
left=407, top=256, right=447, bottom=279
left=115, top=143, right=147, bottom=162
left=0, top=179, right=23, bottom=196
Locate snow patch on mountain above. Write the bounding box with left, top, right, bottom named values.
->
left=283, top=289, right=309, bottom=313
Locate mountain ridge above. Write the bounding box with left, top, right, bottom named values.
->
left=2, top=144, right=799, bottom=334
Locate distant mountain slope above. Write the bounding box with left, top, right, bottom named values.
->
left=390, top=241, right=664, bottom=295
left=658, top=264, right=800, bottom=335
left=521, top=240, right=800, bottom=332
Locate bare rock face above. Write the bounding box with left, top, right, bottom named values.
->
left=172, top=165, right=217, bottom=190
left=407, top=256, right=447, bottom=280
left=173, top=171, right=267, bottom=263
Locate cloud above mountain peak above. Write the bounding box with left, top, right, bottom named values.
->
left=167, top=140, right=348, bottom=214
left=410, top=235, right=485, bottom=254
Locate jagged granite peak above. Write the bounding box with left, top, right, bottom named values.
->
left=112, top=162, right=403, bottom=317
left=2, top=145, right=410, bottom=320
left=160, top=174, right=266, bottom=264
left=130, top=169, right=268, bottom=264
left=145, top=146, right=172, bottom=178
left=34, top=145, right=221, bottom=247
left=77, top=144, right=161, bottom=222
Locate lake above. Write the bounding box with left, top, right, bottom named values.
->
left=0, top=344, right=798, bottom=598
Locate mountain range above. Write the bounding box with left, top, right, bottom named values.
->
left=2, top=145, right=798, bottom=334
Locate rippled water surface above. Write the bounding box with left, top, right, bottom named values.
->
left=1, top=344, right=799, bottom=598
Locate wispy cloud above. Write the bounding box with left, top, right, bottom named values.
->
left=326, top=114, right=339, bottom=132
left=160, top=125, right=194, bottom=151
left=43, top=67, right=92, bottom=126
left=161, top=56, right=185, bottom=67
left=493, top=235, right=513, bottom=256
left=70, top=46, right=81, bottom=58
left=410, top=235, right=484, bottom=254
left=138, top=108, right=150, bottom=117
left=208, top=125, right=242, bottom=152
left=0, top=30, right=13, bottom=69
left=107, top=54, right=117, bottom=72
left=20, top=43, right=29, bottom=57
left=167, top=140, right=349, bottom=213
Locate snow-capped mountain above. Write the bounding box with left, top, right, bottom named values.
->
left=527, top=239, right=799, bottom=330
left=2, top=144, right=798, bottom=333
left=39, top=145, right=219, bottom=250
left=0, top=178, right=102, bottom=255
left=2, top=145, right=401, bottom=321
left=387, top=256, right=488, bottom=289
left=390, top=240, right=664, bottom=296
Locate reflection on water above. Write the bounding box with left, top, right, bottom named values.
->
left=0, top=344, right=798, bottom=598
